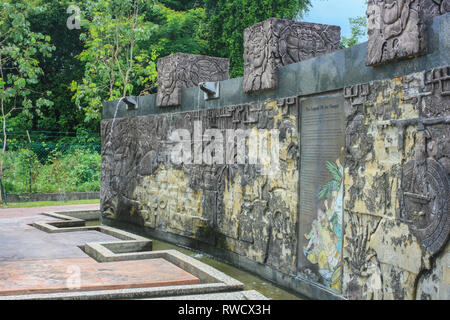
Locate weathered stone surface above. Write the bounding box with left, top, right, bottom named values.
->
left=343, top=66, right=450, bottom=300
left=366, top=0, right=427, bottom=67
left=416, top=240, right=450, bottom=299
left=101, top=98, right=300, bottom=275
left=422, top=0, right=450, bottom=20
left=243, top=18, right=340, bottom=93
left=156, top=53, right=229, bottom=107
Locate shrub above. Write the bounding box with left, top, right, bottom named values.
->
left=2, top=146, right=101, bottom=194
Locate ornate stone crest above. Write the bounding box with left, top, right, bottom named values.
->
left=156, top=53, right=229, bottom=107
left=243, top=18, right=340, bottom=93
left=366, top=0, right=427, bottom=67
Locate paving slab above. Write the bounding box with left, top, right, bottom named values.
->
left=0, top=205, right=250, bottom=300
left=0, top=230, right=119, bottom=262
left=0, top=207, right=117, bottom=262
left=0, top=257, right=200, bottom=296
left=0, top=204, right=99, bottom=218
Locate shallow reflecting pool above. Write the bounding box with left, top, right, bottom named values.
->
left=151, top=239, right=306, bottom=300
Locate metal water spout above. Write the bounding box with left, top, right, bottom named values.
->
left=123, top=96, right=138, bottom=110
left=199, top=82, right=220, bottom=100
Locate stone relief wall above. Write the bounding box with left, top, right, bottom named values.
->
left=343, top=66, right=450, bottom=300
left=101, top=10, right=449, bottom=300
left=156, top=53, right=229, bottom=107
left=101, top=98, right=300, bottom=275
left=243, top=18, right=340, bottom=93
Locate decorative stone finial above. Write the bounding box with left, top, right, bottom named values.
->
left=366, top=0, right=429, bottom=67
left=243, top=18, right=341, bottom=93
left=156, top=53, right=230, bottom=107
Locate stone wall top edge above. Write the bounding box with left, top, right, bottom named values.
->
left=103, top=13, right=449, bottom=120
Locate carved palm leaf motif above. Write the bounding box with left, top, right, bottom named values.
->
left=345, top=214, right=373, bottom=276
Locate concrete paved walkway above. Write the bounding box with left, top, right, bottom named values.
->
left=0, top=203, right=100, bottom=216
left=0, top=204, right=200, bottom=297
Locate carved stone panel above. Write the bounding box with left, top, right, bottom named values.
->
left=422, top=0, right=450, bottom=20
left=366, top=0, right=427, bottom=67
left=243, top=18, right=340, bottom=93
left=399, top=67, right=450, bottom=255
left=401, top=156, right=449, bottom=255
left=156, top=53, right=230, bottom=107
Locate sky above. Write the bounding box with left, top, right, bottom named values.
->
left=301, top=0, right=368, bottom=41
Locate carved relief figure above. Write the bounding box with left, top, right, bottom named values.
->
left=157, top=53, right=230, bottom=107
left=366, top=0, right=425, bottom=66
left=157, top=57, right=179, bottom=107
left=276, top=23, right=340, bottom=65
left=244, top=18, right=340, bottom=93
left=243, top=22, right=274, bottom=93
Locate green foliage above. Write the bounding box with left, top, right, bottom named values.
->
left=318, top=161, right=343, bottom=200
left=71, top=0, right=159, bottom=124
left=340, top=0, right=368, bottom=49
left=3, top=146, right=101, bottom=194
left=159, top=0, right=203, bottom=11
left=203, top=0, right=312, bottom=77
left=27, top=0, right=87, bottom=133
left=2, top=148, right=39, bottom=193
left=1, top=0, right=315, bottom=135
left=0, top=1, right=55, bottom=142
left=340, top=16, right=367, bottom=49
left=146, top=3, right=208, bottom=59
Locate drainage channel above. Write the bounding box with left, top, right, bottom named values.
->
left=150, top=238, right=306, bottom=300
left=79, top=218, right=305, bottom=300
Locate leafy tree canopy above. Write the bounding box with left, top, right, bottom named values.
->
left=203, top=0, right=312, bottom=77
left=1, top=0, right=370, bottom=136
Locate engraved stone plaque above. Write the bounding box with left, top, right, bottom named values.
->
left=156, top=53, right=230, bottom=107
left=366, top=0, right=427, bottom=67
left=298, top=92, right=345, bottom=291
left=243, top=18, right=341, bottom=93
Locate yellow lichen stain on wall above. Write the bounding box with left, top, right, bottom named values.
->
left=369, top=220, right=424, bottom=275
left=133, top=166, right=205, bottom=235
left=343, top=73, right=441, bottom=300
left=218, top=99, right=299, bottom=273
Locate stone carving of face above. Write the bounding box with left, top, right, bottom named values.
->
left=381, top=0, right=411, bottom=39
left=190, top=59, right=223, bottom=84
left=248, top=31, right=267, bottom=70
left=367, top=2, right=381, bottom=35
left=157, top=58, right=179, bottom=107
left=383, top=0, right=403, bottom=25
left=297, top=29, right=322, bottom=58
left=161, top=63, right=177, bottom=95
